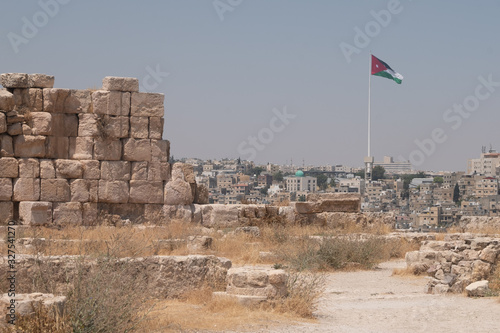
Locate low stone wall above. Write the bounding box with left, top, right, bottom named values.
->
left=458, top=216, right=500, bottom=232
left=406, top=234, right=499, bottom=294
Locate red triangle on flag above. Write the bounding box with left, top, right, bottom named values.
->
left=371, top=55, right=387, bottom=75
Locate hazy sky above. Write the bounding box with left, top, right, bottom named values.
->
left=2, top=0, right=500, bottom=172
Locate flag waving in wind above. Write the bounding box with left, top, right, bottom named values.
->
left=371, top=55, right=403, bottom=84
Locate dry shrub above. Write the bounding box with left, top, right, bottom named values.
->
left=489, top=265, right=500, bottom=293
left=11, top=302, right=69, bottom=333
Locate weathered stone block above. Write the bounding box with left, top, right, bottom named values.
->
left=129, top=180, right=163, bottom=204
left=7, top=123, right=23, bottom=135
left=55, top=160, right=83, bottom=179
left=130, top=116, right=149, bottom=138
left=0, top=113, right=6, bottom=133
left=1, top=73, right=29, bottom=88
left=81, top=160, right=100, bottom=179
left=0, top=134, right=14, bottom=157
left=131, top=161, right=148, bottom=180
left=131, top=92, right=164, bottom=117
left=92, top=90, right=130, bottom=116
left=172, top=162, right=195, bottom=183
left=29, top=112, right=52, bottom=135
left=149, top=116, right=163, bottom=139
left=123, top=138, right=151, bottom=161
left=69, top=137, right=93, bottom=160
left=226, top=267, right=288, bottom=298
left=0, top=90, right=14, bottom=111
left=22, top=124, right=32, bottom=135
left=13, top=135, right=46, bottom=158
left=98, top=115, right=129, bottom=138
left=51, top=114, right=78, bottom=136
left=201, top=204, right=239, bottom=228
left=82, top=202, right=98, bottom=225
left=19, top=201, right=52, bottom=225
left=98, top=180, right=129, bottom=203
left=100, top=161, right=130, bottom=180
left=195, top=184, right=209, bottom=204
left=53, top=202, right=83, bottom=225
left=94, top=138, right=122, bottom=160
left=40, top=159, right=55, bottom=178
left=0, top=201, right=13, bottom=224
left=28, top=74, right=55, bottom=88
left=0, top=157, right=19, bottom=177
left=45, top=136, right=69, bottom=159
left=43, top=89, right=91, bottom=113
left=78, top=113, right=99, bottom=137
left=102, top=77, right=139, bottom=92
left=187, top=236, right=213, bottom=252
left=148, top=161, right=170, bottom=181
left=164, top=178, right=193, bottom=205
left=40, top=179, right=70, bottom=202
left=70, top=179, right=98, bottom=202
left=12, top=88, right=43, bottom=113
left=0, top=178, right=12, bottom=201
left=6, top=110, right=24, bottom=124
left=13, top=178, right=40, bottom=201
left=19, top=158, right=40, bottom=178
left=151, top=140, right=169, bottom=162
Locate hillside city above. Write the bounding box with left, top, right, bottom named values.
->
left=177, top=147, right=500, bottom=230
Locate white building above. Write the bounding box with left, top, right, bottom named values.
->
left=374, top=156, right=411, bottom=173
left=467, top=150, right=500, bottom=176
left=285, top=170, right=317, bottom=192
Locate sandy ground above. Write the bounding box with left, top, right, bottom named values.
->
left=247, top=260, right=500, bottom=333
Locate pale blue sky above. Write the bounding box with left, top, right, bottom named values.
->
left=2, top=0, right=500, bottom=172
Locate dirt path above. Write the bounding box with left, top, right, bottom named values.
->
left=260, top=260, right=500, bottom=333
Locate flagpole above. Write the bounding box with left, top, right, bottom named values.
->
left=368, top=52, right=371, bottom=158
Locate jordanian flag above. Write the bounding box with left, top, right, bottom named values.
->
left=371, top=55, right=403, bottom=84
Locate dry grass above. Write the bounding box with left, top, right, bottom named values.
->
left=448, top=225, right=500, bottom=236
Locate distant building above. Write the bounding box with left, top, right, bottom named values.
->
left=467, top=149, right=500, bottom=176
left=374, top=156, right=411, bottom=173
left=285, top=170, right=317, bottom=192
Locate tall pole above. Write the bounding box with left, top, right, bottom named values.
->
left=368, top=52, right=371, bottom=157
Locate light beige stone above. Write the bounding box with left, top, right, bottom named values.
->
left=22, top=123, right=31, bottom=134
left=129, top=180, right=163, bottom=204
left=187, top=236, right=213, bottom=252
left=69, top=137, right=93, bottom=160
left=55, top=160, right=83, bottom=179
left=43, top=89, right=91, bottom=113
left=94, top=138, right=122, bottom=160
left=195, top=184, right=209, bottom=204
left=81, top=160, right=100, bottom=179
left=78, top=113, right=99, bottom=137
left=12, top=88, right=43, bottom=113
left=102, top=77, right=139, bottom=92
left=0, top=178, right=12, bottom=201
left=13, top=178, right=40, bottom=201
left=53, top=202, right=83, bottom=225
left=1, top=73, right=29, bottom=88
left=19, top=201, right=52, bottom=225
left=40, top=179, right=70, bottom=202
left=226, top=267, right=287, bottom=298
left=148, top=161, right=170, bottom=181
left=0, top=134, right=14, bottom=157
left=123, top=138, right=151, bottom=161
left=0, top=201, right=13, bottom=224
left=172, top=162, right=195, bottom=183
left=0, top=90, right=14, bottom=111
left=131, top=161, right=148, bottom=180
left=164, top=178, right=193, bottom=205
left=29, top=112, right=52, bottom=135
left=130, top=116, right=149, bottom=138
left=70, top=179, right=98, bottom=202
left=7, top=123, right=22, bottom=135
left=151, top=140, right=169, bottom=162
left=466, top=280, right=490, bottom=297
left=0, top=113, right=6, bottom=133
left=50, top=113, right=78, bottom=136
left=100, top=161, right=130, bottom=180
left=200, top=204, right=240, bottom=228
left=40, top=160, right=55, bottom=178
left=13, top=135, right=46, bottom=158
left=45, top=136, right=69, bottom=159
left=92, top=90, right=130, bottom=116
left=0, top=157, right=19, bottom=177
left=82, top=202, right=98, bottom=225
left=98, top=180, right=129, bottom=203
left=19, top=158, right=40, bottom=178
left=28, top=74, right=55, bottom=88
left=149, top=117, right=163, bottom=139
left=98, top=115, right=129, bottom=138
left=131, top=92, right=164, bottom=117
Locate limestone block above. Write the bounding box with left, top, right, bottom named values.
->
left=7, top=123, right=22, bottom=135
left=0, top=134, right=14, bottom=157
left=51, top=114, right=78, bottom=136
left=43, top=89, right=91, bottom=113
left=82, top=202, right=98, bottom=225
left=69, top=137, right=93, bottom=160
left=19, top=158, right=40, bottom=178
left=40, top=159, right=55, bottom=178
left=12, top=88, right=43, bottom=113
left=81, top=160, right=100, bottom=179
left=195, top=184, right=209, bottom=204
left=29, top=112, right=52, bottom=135
left=0, top=73, right=29, bottom=88
left=13, top=178, right=40, bottom=201
left=98, top=115, right=129, bottom=138
left=94, top=138, right=122, bottom=160
left=28, top=74, right=55, bottom=88
left=0, top=178, right=12, bottom=200
left=0, top=201, right=13, bottom=224
left=151, top=139, right=169, bottom=162
left=13, top=135, right=46, bottom=158
left=102, top=76, right=139, bottom=92
left=100, top=161, right=131, bottom=180
left=123, top=138, right=151, bottom=161
left=131, top=92, right=164, bottom=117
left=226, top=267, right=288, bottom=298
left=0, top=113, right=6, bottom=133
left=187, top=236, right=213, bottom=252
left=172, top=163, right=195, bottom=183
left=130, top=116, right=149, bottom=138
left=45, top=136, right=69, bottom=159
left=53, top=202, right=83, bottom=225
left=70, top=179, right=98, bottom=202
left=465, top=280, right=490, bottom=297
left=92, top=90, right=130, bottom=116
left=472, top=260, right=492, bottom=280
left=148, top=161, right=170, bottom=181
left=98, top=180, right=129, bottom=203
left=131, top=161, right=148, bottom=180
left=149, top=116, right=163, bottom=139
left=19, top=202, right=52, bottom=225
left=129, top=180, right=163, bottom=204
left=200, top=204, right=240, bottom=228
left=78, top=113, right=99, bottom=137
left=479, top=245, right=499, bottom=264
left=40, top=179, right=70, bottom=202
left=0, top=90, right=14, bottom=111
left=0, top=157, right=19, bottom=177
left=55, top=160, right=83, bottom=179
left=0, top=293, right=65, bottom=319
left=164, top=178, right=193, bottom=205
